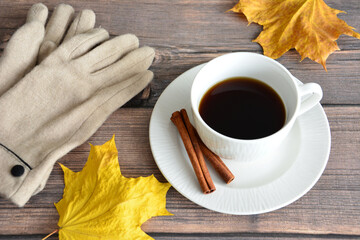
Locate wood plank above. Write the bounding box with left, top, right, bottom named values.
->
left=0, top=0, right=360, bottom=107
left=0, top=106, right=359, bottom=236
left=1, top=233, right=360, bottom=240
left=0, top=0, right=359, bottom=237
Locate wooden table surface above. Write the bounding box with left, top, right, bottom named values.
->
left=1, top=0, right=360, bottom=239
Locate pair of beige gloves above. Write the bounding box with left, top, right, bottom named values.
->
left=0, top=3, right=155, bottom=207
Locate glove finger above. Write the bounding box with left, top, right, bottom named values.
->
left=43, top=71, right=153, bottom=169
left=66, top=28, right=109, bottom=60
left=93, top=70, right=153, bottom=107
left=63, top=9, right=96, bottom=42
left=77, top=34, right=139, bottom=73
left=38, top=4, right=74, bottom=62
left=38, top=41, right=57, bottom=63
left=93, top=70, right=153, bottom=111
left=44, top=4, right=74, bottom=44
left=108, top=70, right=153, bottom=105
left=91, top=46, right=155, bottom=86
left=26, top=3, right=48, bottom=25
left=0, top=4, right=47, bottom=96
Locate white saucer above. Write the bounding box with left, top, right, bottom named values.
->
left=149, top=64, right=331, bottom=215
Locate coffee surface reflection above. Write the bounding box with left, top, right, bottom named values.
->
left=199, top=77, right=286, bottom=140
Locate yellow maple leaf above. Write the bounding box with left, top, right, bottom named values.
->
left=229, top=0, right=360, bottom=70
left=50, top=136, right=172, bottom=240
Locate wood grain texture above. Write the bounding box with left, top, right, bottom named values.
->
left=1, top=233, right=360, bottom=240
left=0, top=107, right=359, bottom=237
left=0, top=0, right=360, bottom=107
left=0, top=0, right=359, bottom=239
left=1, top=234, right=360, bottom=240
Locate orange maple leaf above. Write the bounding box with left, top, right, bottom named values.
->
left=229, top=0, right=360, bottom=70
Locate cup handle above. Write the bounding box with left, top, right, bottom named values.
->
left=296, top=81, right=323, bottom=116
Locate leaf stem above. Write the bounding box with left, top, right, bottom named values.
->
left=42, top=229, right=59, bottom=240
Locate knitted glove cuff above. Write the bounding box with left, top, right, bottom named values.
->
left=0, top=143, right=54, bottom=207
left=0, top=143, right=31, bottom=202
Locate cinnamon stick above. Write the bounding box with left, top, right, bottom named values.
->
left=197, top=135, right=235, bottom=184
left=170, top=111, right=212, bottom=194
left=180, top=109, right=216, bottom=192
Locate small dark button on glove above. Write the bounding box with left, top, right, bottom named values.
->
left=11, top=165, right=25, bottom=177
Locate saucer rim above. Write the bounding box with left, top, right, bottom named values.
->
left=149, top=63, right=331, bottom=215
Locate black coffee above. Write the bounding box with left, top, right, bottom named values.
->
left=199, top=77, right=286, bottom=140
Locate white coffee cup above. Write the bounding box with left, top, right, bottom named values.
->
left=191, top=52, right=323, bottom=161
